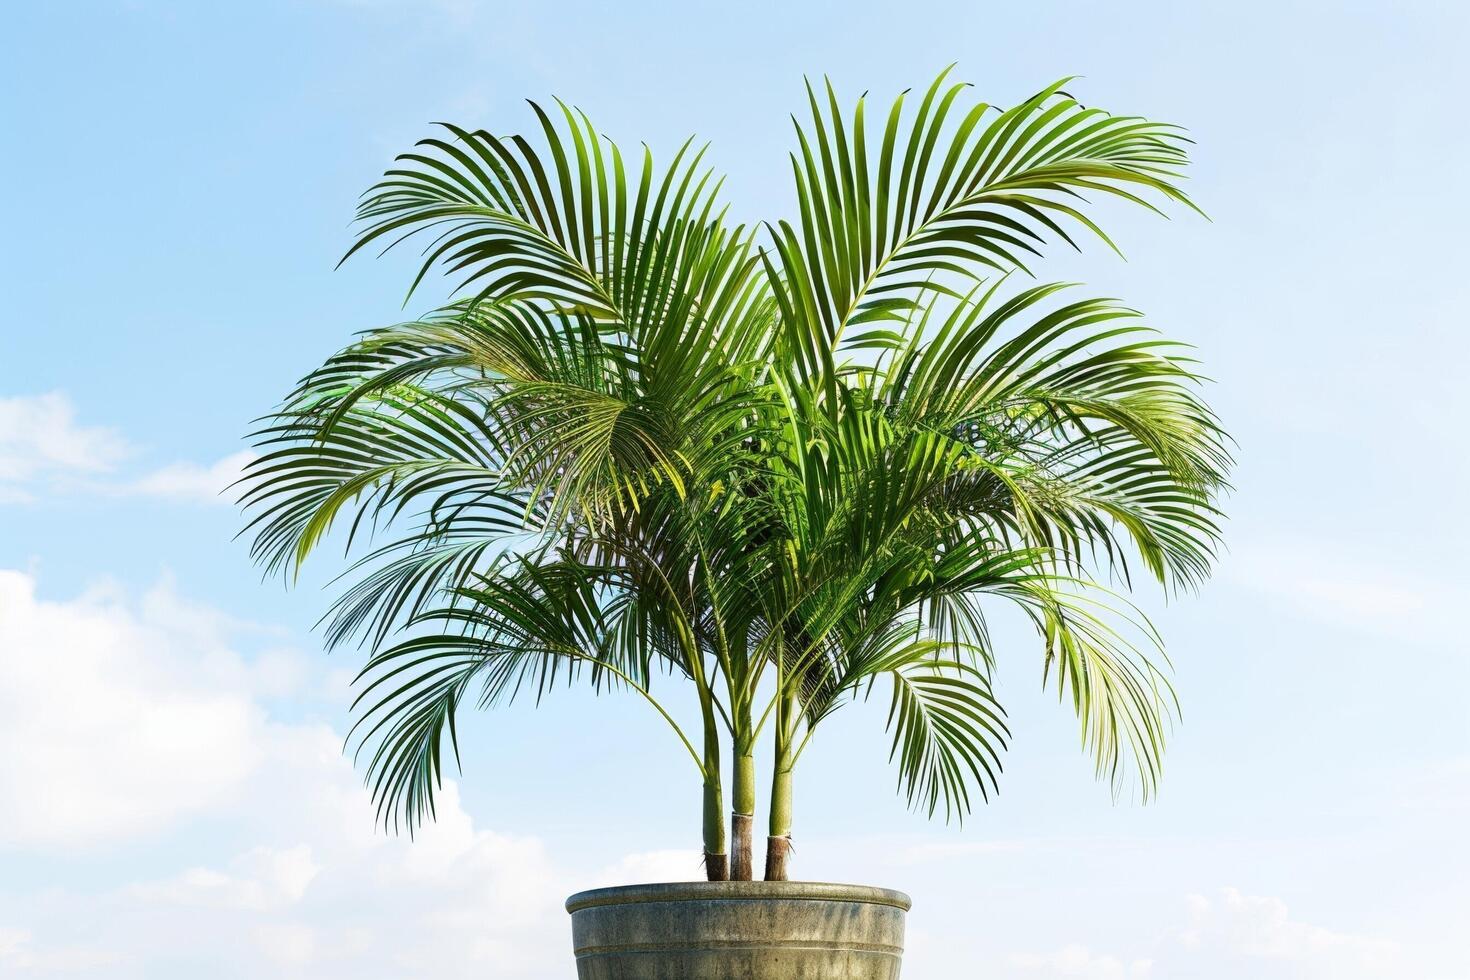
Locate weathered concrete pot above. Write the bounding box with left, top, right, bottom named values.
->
left=565, top=881, right=910, bottom=979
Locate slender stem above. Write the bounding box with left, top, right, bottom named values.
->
left=769, top=692, right=798, bottom=838
left=730, top=748, right=756, bottom=881
left=639, top=558, right=727, bottom=881
left=731, top=686, right=756, bottom=882
left=764, top=691, right=799, bottom=881
left=700, top=690, right=728, bottom=881
left=724, top=620, right=756, bottom=882
left=711, top=694, right=735, bottom=734
left=751, top=689, right=780, bottom=742
left=733, top=746, right=757, bottom=816
left=768, top=762, right=794, bottom=839
left=764, top=774, right=795, bottom=880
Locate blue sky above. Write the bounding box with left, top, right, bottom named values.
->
left=2, top=1, right=1467, bottom=976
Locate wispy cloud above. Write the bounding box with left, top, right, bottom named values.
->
left=0, top=568, right=1458, bottom=979
left=0, top=927, right=122, bottom=974
left=0, top=568, right=704, bottom=978
left=1007, top=888, right=1400, bottom=980
left=125, top=844, right=321, bottom=912
left=124, top=450, right=257, bottom=504
left=0, top=392, right=130, bottom=501
left=1167, top=887, right=1400, bottom=975
left=0, top=570, right=289, bottom=848
left=1223, top=538, right=1468, bottom=639
left=1009, top=944, right=1154, bottom=978
left=0, top=392, right=252, bottom=506
left=893, top=837, right=1025, bottom=863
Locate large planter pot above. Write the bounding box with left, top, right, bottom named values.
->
left=565, top=881, right=911, bottom=979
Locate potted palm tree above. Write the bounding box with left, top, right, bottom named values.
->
left=241, top=69, right=1228, bottom=979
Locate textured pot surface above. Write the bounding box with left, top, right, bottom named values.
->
left=565, top=881, right=910, bottom=980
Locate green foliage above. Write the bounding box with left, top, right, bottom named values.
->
left=240, top=69, right=1230, bottom=842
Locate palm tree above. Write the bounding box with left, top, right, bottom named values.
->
left=240, top=69, right=1228, bottom=883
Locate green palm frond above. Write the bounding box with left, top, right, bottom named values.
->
left=766, top=70, right=1197, bottom=392
left=239, top=384, right=527, bottom=579
left=346, top=553, right=707, bottom=832
left=862, top=281, right=1230, bottom=592
left=319, top=526, right=508, bottom=653
left=885, top=657, right=1009, bottom=820
left=243, top=70, right=1228, bottom=845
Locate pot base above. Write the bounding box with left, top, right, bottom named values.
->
left=566, top=881, right=911, bottom=979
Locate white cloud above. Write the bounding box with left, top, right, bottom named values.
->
left=1009, top=944, right=1153, bottom=978
left=0, top=570, right=272, bottom=848
left=0, top=927, right=123, bottom=973
left=0, top=568, right=1442, bottom=980
left=0, top=928, right=29, bottom=957
left=0, top=392, right=130, bottom=499
left=125, top=449, right=257, bottom=503
left=1, top=774, right=699, bottom=978
left=1006, top=888, right=1399, bottom=980
left=0, top=391, right=252, bottom=506
left=0, top=485, right=38, bottom=504
left=1225, top=538, right=1468, bottom=638
left=1172, top=888, right=1397, bottom=969
left=894, top=837, right=1025, bottom=863
left=126, top=845, right=321, bottom=912
left=596, top=848, right=711, bottom=885
left=0, top=568, right=701, bottom=979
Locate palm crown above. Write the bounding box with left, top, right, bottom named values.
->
left=240, top=69, right=1229, bottom=882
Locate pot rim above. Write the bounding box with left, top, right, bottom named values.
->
left=565, top=880, right=912, bottom=914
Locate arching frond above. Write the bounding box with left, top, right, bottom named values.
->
left=768, top=70, right=1198, bottom=395
left=885, top=657, right=1009, bottom=820
left=346, top=554, right=701, bottom=832
left=242, top=71, right=1228, bottom=845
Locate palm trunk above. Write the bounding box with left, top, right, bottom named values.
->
left=730, top=749, right=756, bottom=880
left=728, top=630, right=756, bottom=881
left=764, top=693, right=798, bottom=881
left=764, top=764, right=793, bottom=880
left=700, top=696, right=728, bottom=881
left=703, top=774, right=728, bottom=881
